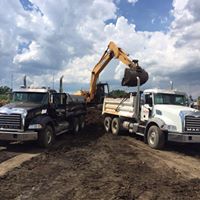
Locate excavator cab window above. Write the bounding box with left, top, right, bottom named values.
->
left=96, top=83, right=109, bottom=104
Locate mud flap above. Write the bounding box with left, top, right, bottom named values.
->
left=121, top=67, right=149, bottom=87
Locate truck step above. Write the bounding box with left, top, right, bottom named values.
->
left=135, top=132, right=144, bottom=136
left=138, top=125, right=145, bottom=128
left=56, top=129, right=69, bottom=136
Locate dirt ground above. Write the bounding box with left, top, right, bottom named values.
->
left=1, top=109, right=200, bottom=200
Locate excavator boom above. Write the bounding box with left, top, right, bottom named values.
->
left=87, top=41, right=148, bottom=103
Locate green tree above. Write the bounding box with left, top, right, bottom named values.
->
left=0, top=86, right=11, bottom=94
left=109, top=89, right=128, bottom=98
left=0, top=86, right=11, bottom=105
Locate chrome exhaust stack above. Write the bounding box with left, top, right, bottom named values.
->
left=23, top=75, right=27, bottom=88
left=59, top=75, right=64, bottom=93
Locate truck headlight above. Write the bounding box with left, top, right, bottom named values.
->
left=28, top=124, right=43, bottom=129
left=163, top=125, right=177, bottom=131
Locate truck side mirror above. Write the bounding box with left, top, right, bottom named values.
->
left=145, top=94, right=153, bottom=107
left=148, top=99, right=153, bottom=107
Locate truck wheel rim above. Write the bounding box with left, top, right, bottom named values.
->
left=75, top=123, right=79, bottom=132
left=46, top=130, right=52, bottom=144
left=113, top=121, right=118, bottom=133
left=149, top=131, right=156, bottom=145
left=104, top=119, right=110, bottom=131
left=81, top=121, right=85, bottom=129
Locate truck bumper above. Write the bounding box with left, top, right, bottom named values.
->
left=0, top=131, right=38, bottom=141
left=168, top=132, right=200, bottom=143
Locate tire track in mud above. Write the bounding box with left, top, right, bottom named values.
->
left=0, top=131, right=92, bottom=178
left=0, top=146, right=20, bottom=163
left=0, top=153, right=40, bottom=177
left=0, top=143, right=42, bottom=177
left=126, top=137, right=200, bottom=179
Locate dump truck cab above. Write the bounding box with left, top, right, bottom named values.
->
left=141, top=89, right=200, bottom=144
left=141, top=89, right=188, bottom=122
left=0, top=87, right=86, bottom=148
left=103, top=88, right=200, bottom=149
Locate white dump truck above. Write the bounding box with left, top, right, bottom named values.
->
left=102, top=86, right=200, bottom=149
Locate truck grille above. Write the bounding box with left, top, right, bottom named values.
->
left=185, top=115, right=200, bottom=133
left=0, top=113, right=22, bottom=130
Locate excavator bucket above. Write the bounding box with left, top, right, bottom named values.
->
left=121, top=67, right=149, bottom=87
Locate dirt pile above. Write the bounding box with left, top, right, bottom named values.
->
left=0, top=109, right=200, bottom=199
left=85, top=107, right=103, bottom=125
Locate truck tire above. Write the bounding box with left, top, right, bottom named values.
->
left=111, top=117, right=121, bottom=135
left=104, top=116, right=112, bottom=133
left=80, top=115, right=85, bottom=130
left=73, top=117, right=80, bottom=133
left=147, top=125, right=165, bottom=149
left=38, top=125, right=55, bottom=148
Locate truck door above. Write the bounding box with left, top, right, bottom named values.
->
left=50, top=93, right=70, bottom=133
left=50, top=93, right=67, bottom=123
left=141, top=93, right=153, bottom=121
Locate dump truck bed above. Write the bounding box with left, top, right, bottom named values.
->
left=102, top=95, right=136, bottom=118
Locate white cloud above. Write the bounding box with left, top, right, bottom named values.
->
left=14, top=41, right=40, bottom=64
left=0, top=0, right=200, bottom=97
left=127, top=0, right=138, bottom=5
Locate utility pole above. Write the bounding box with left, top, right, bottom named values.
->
left=52, top=74, right=54, bottom=89
left=11, top=74, right=13, bottom=91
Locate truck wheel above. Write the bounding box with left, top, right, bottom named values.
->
left=147, top=125, right=165, bottom=149
left=73, top=117, right=80, bottom=133
left=38, top=125, right=55, bottom=148
left=104, top=116, right=112, bottom=132
left=111, top=117, right=121, bottom=135
left=80, top=115, right=85, bottom=130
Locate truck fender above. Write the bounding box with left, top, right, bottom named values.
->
left=29, top=115, right=55, bottom=131
left=144, top=118, right=166, bottom=143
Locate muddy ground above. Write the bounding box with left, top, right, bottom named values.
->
left=1, top=109, right=200, bottom=200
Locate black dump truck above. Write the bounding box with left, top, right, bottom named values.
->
left=0, top=87, right=86, bottom=148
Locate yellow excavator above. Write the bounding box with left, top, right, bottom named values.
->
left=78, top=41, right=148, bottom=104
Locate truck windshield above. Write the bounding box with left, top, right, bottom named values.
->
left=154, top=93, right=186, bottom=106
left=12, top=92, right=48, bottom=104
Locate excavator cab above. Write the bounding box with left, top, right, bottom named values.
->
left=95, top=82, right=109, bottom=104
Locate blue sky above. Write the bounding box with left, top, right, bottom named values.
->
left=0, top=0, right=200, bottom=97
left=20, top=0, right=173, bottom=32
left=116, top=0, right=173, bottom=31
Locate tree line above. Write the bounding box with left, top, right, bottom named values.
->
left=0, top=86, right=12, bottom=94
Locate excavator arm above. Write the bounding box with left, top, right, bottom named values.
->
left=88, top=41, right=148, bottom=102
